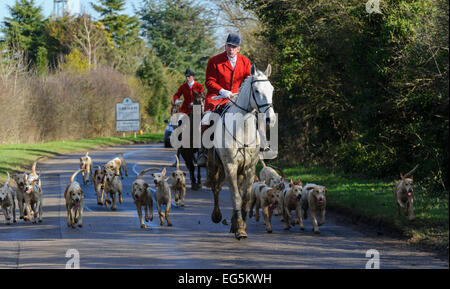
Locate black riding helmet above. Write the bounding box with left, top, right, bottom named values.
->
left=185, top=68, right=195, bottom=77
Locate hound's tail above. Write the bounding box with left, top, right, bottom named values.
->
left=70, top=169, right=83, bottom=183
left=31, top=156, right=44, bottom=176
left=3, top=172, right=10, bottom=188
left=403, top=164, right=419, bottom=178
left=175, top=154, right=180, bottom=170
left=136, top=168, right=160, bottom=179
left=259, top=158, right=267, bottom=168
left=268, top=164, right=286, bottom=179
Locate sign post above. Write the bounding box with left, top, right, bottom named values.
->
left=116, top=97, right=140, bottom=134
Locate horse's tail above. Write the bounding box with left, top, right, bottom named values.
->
left=136, top=168, right=160, bottom=179
left=268, top=164, right=285, bottom=180
left=175, top=154, right=181, bottom=170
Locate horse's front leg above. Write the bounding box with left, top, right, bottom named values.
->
left=196, top=164, right=202, bottom=189
left=211, top=184, right=222, bottom=223
left=184, top=154, right=198, bottom=190
left=241, top=168, right=255, bottom=231
left=228, top=170, right=247, bottom=240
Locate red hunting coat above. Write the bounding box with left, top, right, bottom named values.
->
left=173, top=81, right=204, bottom=115
left=205, top=51, right=251, bottom=111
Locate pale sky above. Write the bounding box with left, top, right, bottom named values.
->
left=0, top=0, right=232, bottom=46
left=0, top=0, right=143, bottom=21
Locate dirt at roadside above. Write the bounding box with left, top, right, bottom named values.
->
left=326, top=207, right=449, bottom=264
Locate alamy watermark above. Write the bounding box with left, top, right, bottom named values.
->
left=65, top=249, right=80, bottom=269
left=365, top=249, right=380, bottom=269
left=169, top=105, right=278, bottom=159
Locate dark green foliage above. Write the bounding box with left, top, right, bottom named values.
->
left=2, top=0, right=45, bottom=65
left=137, top=51, right=177, bottom=130
left=243, top=0, right=448, bottom=195
left=91, top=0, right=142, bottom=73
left=139, top=0, right=216, bottom=84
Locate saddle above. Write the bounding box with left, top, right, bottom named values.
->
left=213, top=102, right=231, bottom=117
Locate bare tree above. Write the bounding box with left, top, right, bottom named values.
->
left=66, top=13, right=110, bottom=70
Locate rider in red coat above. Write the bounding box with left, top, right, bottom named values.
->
left=198, top=33, right=251, bottom=167
left=172, top=68, right=204, bottom=115
left=204, top=35, right=251, bottom=112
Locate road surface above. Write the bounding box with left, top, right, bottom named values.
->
left=0, top=143, right=447, bottom=269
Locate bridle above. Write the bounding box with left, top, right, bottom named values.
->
left=250, top=79, right=273, bottom=114
left=224, top=77, right=273, bottom=115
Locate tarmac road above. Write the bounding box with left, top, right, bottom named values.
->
left=0, top=143, right=448, bottom=269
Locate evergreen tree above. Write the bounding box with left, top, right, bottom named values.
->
left=139, top=0, right=216, bottom=83
left=91, top=0, right=142, bottom=72
left=2, top=0, right=45, bottom=65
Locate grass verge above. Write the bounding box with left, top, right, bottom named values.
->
left=0, top=133, right=164, bottom=182
left=258, top=162, right=449, bottom=255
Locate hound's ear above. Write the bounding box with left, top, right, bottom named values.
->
left=289, top=179, right=293, bottom=187
left=183, top=172, right=186, bottom=176
left=251, top=64, right=256, bottom=75
left=144, top=183, right=149, bottom=189
left=307, top=186, right=314, bottom=191
left=162, top=168, right=166, bottom=176
left=264, top=64, right=272, bottom=78
left=172, top=172, right=176, bottom=178
left=165, top=177, right=170, bottom=182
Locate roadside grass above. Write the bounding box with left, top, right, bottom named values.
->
left=257, top=162, right=449, bottom=254
left=0, top=133, right=164, bottom=182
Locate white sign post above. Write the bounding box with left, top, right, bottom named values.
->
left=116, top=97, right=140, bottom=133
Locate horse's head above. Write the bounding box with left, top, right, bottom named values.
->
left=192, top=90, right=205, bottom=115
left=193, top=90, right=205, bottom=106
left=171, top=102, right=180, bottom=114
left=249, top=64, right=276, bottom=128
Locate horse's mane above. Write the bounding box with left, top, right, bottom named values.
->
left=237, top=70, right=267, bottom=98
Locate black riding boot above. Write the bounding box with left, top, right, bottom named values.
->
left=197, top=125, right=208, bottom=167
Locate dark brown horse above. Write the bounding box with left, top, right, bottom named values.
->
left=178, top=90, right=204, bottom=190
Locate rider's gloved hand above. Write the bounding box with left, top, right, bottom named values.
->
left=219, top=89, right=233, bottom=98
left=174, top=99, right=182, bottom=105
left=190, top=102, right=193, bottom=107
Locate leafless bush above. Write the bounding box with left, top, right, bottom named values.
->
left=0, top=66, right=146, bottom=144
